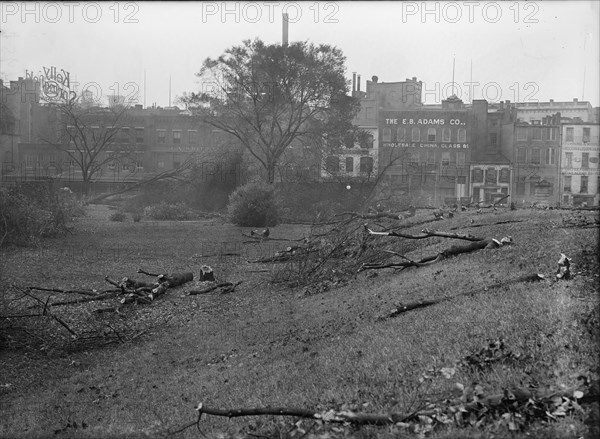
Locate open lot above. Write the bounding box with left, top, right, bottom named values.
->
left=1, top=205, right=598, bottom=438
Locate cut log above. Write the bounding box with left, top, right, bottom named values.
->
left=120, top=277, right=158, bottom=289
left=366, top=226, right=483, bottom=242
left=150, top=272, right=194, bottom=300
left=186, top=281, right=242, bottom=296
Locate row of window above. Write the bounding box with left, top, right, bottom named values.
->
left=565, top=127, right=592, bottom=143
left=471, top=168, right=511, bottom=184
left=516, top=126, right=558, bottom=141
left=563, top=175, right=599, bottom=194
left=325, top=156, right=374, bottom=174
left=516, top=147, right=556, bottom=165
left=382, top=127, right=467, bottom=143
left=401, top=151, right=467, bottom=166
left=564, top=152, right=595, bottom=168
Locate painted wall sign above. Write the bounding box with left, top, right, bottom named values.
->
left=26, top=66, right=76, bottom=103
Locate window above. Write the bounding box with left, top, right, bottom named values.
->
left=157, top=161, right=165, bottom=169
left=360, top=156, right=374, bottom=173
left=582, top=153, right=589, bottom=169
left=361, top=134, right=374, bottom=149
left=120, top=127, right=130, bottom=144
left=456, top=151, right=465, bottom=166
left=516, top=181, right=525, bottom=195
left=412, top=127, right=420, bottom=142
left=325, top=156, right=339, bottom=173
left=427, top=128, right=436, bottom=142
left=345, top=156, right=354, bottom=173
left=564, top=176, right=572, bottom=192
left=580, top=176, right=588, bottom=193
left=565, top=152, right=573, bottom=168
left=566, top=127, right=574, bottom=142
left=542, top=128, right=548, bottom=140
left=408, top=152, right=419, bottom=164
left=531, top=148, right=540, bottom=164
left=383, top=128, right=391, bottom=142
left=471, top=168, right=483, bottom=183
left=108, top=161, right=116, bottom=171
left=396, top=128, right=405, bottom=142
left=517, top=148, right=526, bottom=163
left=532, top=127, right=541, bottom=140
left=549, top=128, right=557, bottom=140
left=485, top=168, right=497, bottom=185
left=544, top=148, right=556, bottom=165
left=157, top=130, right=166, bottom=144
left=189, top=130, right=197, bottom=144
left=135, top=128, right=144, bottom=144
left=517, top=127, right=527, bottom=140
left=499, top=168, right=510, bottom=183
left=583, top=127, right=591, bottom=143
left=441, top=151, right=451, bottom=166
left=442, top=128, right=451, bottom=143
left=426, top=150, right=436, bottom=164
left=457, top=128, right=466, bottom=142
left=173, top=130, right=181, bottom=144
left=136, top=159, right=143, bottom=170
left=490, top=132, right=497, bottom=146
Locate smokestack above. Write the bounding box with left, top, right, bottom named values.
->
left=282, top=13, right=289, bottom=46
left=357, top=74, right=361, bottom=92
left=352, top=72, right=356, bottom=92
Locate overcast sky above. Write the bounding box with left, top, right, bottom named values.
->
left=1, top=1, right=598, bottom=107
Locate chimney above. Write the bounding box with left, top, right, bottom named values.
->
left=372, top=75, right=378, bottom=83
left=282, top=13, right=289, bottom=46
left=549, top=99, right=554, bottom=103
left=412, top=77, right=417, bottom=81
left=357, top=74, right=361, bottom=92
left=573, top=98, right=578, bottom=102
left=352, top=72, right=356, bottom=93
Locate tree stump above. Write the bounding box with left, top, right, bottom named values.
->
left=200, top=265, right=215, bottom=282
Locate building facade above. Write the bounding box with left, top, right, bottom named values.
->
left=500, top=114, right=561, bottom=205
left=379, top=96, right=471, bottom=205
left=559, top=121, right=600, bottom=206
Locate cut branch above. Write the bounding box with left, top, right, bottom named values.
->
left=365, top=226, right=483, bottom=242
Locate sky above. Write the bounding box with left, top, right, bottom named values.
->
left=1, top=1, right=599, bottom=108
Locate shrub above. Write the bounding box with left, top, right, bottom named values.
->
left=227, top=181, right=279, bottom=227
left=132, top=212, right=142, bottom=222
left=143, top=202, right=194, bottom=221
left=0, top=181, right=85, bottom=247
left=109, top=211, right=127, bottom=222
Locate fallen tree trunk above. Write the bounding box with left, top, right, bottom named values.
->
left=150, top=272, right=194, bottom=300
left=366, top=226, right=483, bottom=242
left=185, top=281, right=242, bottom=296
left=360, top=237, right=512, bottom=271
left=379, top=273, right=545, bottom=319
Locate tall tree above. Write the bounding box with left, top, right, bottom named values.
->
left=181, top=39, right=360, bottom=184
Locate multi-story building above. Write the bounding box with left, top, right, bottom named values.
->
left=469, top=100, right=516, bottom=204
left=559, top=121, right=600, bottom=206
left=500, top=113, right=561, bottom=205
left=1, top=77, right=238, bottom=192
left=379, top=95, right=471, bottom=205
left=321, top=74, right=421, bottom=180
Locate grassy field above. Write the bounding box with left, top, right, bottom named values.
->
left=0, top=205, right=598, bottom=439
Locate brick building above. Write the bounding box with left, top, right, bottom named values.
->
left=559, top=121, right=600, bottom=206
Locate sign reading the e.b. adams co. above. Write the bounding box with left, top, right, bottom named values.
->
left=380, top=110, right=470, bottom=149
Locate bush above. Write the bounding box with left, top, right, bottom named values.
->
left=132, top=212, right=142, bottom=222
left=0, top=181, right=86, bottom=247
left=109, top=211, right=127, bottom=222
left=143, top=202, right=194, bottom=221
left=227, top=181, right=279, bottom=227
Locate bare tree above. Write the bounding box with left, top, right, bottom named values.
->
left=40, top=100, right=133, bottom=194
